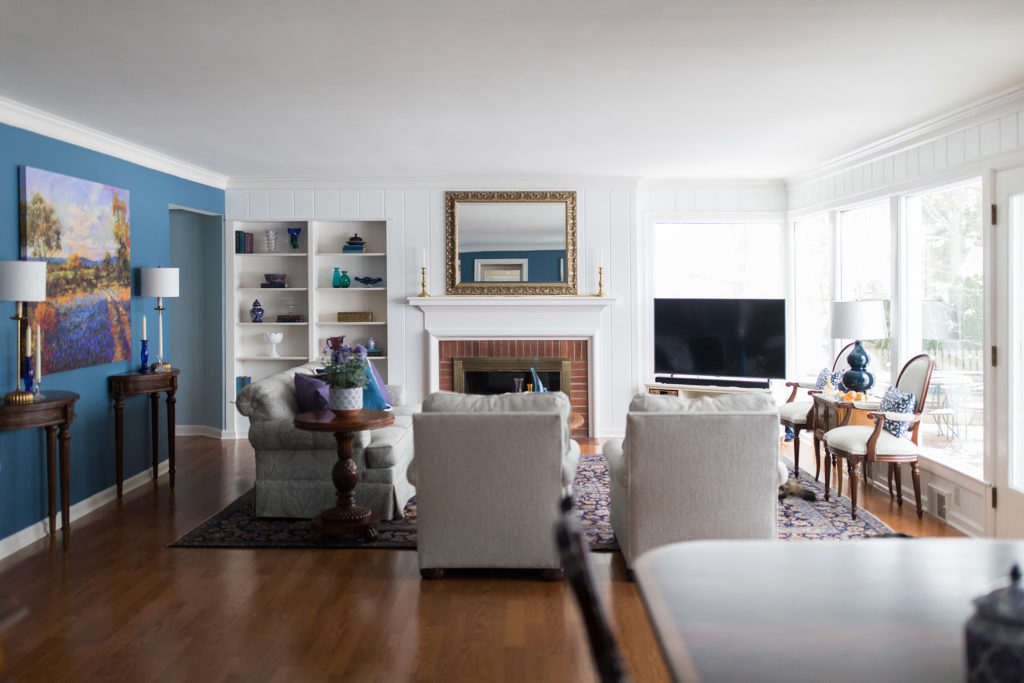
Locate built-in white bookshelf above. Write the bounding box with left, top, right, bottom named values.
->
left=225, top=218, right=391, bottom=434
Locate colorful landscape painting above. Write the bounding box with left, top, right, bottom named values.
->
left=20, top=167, right=131, bottom=374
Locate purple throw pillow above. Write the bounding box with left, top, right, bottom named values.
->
left=294, top=373, right=329, bottom=412
left=367, top=360, right=393, bottom=407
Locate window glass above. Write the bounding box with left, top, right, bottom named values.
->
left=793, top=215, right=832, bottom=379
left=838, top=202, right=891, bottom=384
left=653, top=222, right=783, bottom=298
left=906, top=180, right=983, bottom=478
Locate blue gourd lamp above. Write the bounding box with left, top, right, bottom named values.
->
left=830, top=300, right=888, bottom=393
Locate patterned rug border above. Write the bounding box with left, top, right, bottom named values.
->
left=169, top=452, right=896, bottom=550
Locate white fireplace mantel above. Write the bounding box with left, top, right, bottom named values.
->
left=407, top=296, right=616, bottom=435
left=407, top=296, right=615, bottom=339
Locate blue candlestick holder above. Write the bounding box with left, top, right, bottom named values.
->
left=140, top=339, right=149, bottom=373
left=22, top=356, right=34, bottom=393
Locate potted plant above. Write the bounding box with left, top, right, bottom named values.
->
left=322, top=336, right=368, bottom=415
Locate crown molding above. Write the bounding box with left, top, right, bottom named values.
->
left=0, top=96, right=228, bottom=189
left=788, top=83, right=1024, bottom=187
left=637, top=178, right=786, bottom=191
left=226, top=175, right=641, bottom=190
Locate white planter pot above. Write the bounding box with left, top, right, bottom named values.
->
left=329, top=386, right=363, bottom=415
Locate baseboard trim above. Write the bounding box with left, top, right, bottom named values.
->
left=175, top=424, right=227, bottom=439
left=0, top=461, right=170, bottom=561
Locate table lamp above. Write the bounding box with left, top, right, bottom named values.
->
left=0, top=260, right=47, bottom=404
left=139, top=267, right=179, bottom=373
left=831, top=300, right=888, bottom=392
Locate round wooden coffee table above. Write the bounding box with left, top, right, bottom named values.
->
left=293, top=408, right=394, bottom=541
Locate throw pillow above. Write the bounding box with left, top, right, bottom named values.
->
left=879, top=385, right=915, bottom=438
left=833, top=370, right=847, bottom=393
left=814, top=367, right=831, bottom=390
left=294, top=373, right=329, bottom=412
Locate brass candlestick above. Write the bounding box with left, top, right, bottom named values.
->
left=596, top=266, right=606, bottom=297
left=5, top=309, right=33, bottom=404
left=418, top=266, right=430, bottom=297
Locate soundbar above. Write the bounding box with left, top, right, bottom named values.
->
left=654, top=375, right=771, bottom=389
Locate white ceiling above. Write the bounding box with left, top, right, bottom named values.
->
left=1, top=0, right=1023, bottom=182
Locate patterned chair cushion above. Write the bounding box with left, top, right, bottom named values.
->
left=879, top=385, right=915, bottom=438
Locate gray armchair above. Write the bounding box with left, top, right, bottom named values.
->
left=411, top=391, right=580, bottom=578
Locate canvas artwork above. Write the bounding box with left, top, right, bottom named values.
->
left=19, top=167, right=131, bottom=374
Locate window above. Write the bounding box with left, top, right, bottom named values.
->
left=653, top=222, right=784, bottom=298
left=905, top=180, right=983, bottom=478
left=792, top=215, right=832, bottom=379
left=838, top=202, right=892, bottom=384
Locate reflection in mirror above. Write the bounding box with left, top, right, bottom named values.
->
left=445, top=191, right=577, bottom=295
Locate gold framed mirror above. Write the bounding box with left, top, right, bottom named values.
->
left=445, top=190, right=577, bottom=295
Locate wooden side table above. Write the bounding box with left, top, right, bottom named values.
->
left=812, top=393, right=881, bottom=498
left=293, top=408, right=394, bottom=541
left=0, top=390, right=79, bottom=549
left=109, top=369, right=179, bottom=498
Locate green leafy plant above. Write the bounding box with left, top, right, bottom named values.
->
left=321, top=338, right=368, bottom=389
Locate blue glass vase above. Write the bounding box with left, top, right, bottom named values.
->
left=140, top=339, right=149, bottom=373
left=339, top=270, right=350, bottom=288
left=22, top=356, right=34, bottom=393
left=332, top=267, right=342, bottom=288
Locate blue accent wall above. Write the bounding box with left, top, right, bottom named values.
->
left=459, top=249, right=564, bottom=283
left=0, top=122, right=224, bottom=542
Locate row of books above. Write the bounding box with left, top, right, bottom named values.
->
left=235, top=231, right=255, bottom=254
left=342, top=244, right=365, bottom=253
left=235, top=376, right=253, bottom=394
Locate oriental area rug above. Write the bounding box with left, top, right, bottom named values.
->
left=170, top=451, right=895, bottom=550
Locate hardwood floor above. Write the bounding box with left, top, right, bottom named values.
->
left=3, top=436, right=960, bottom=682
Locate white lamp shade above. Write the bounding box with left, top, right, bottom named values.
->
left=139, top=267, right=180, bottom=298
left=831, top=300, right=888, bottom=340
left=0, top=260, right=47, bottom=302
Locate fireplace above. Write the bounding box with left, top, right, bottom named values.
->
left=453, top=357, right=572, bottom=395
left=439, top=340, right=589, bottom=437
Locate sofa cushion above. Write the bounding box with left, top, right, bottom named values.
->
left=295, top=373, right=330, bottom=412
left=364, top=417, right=413, bottom=468
left=368, top=360, right=393, bottom=406
left=629, top=391, right=778, bottom=414
left=362, top=364, right=389, bottom=410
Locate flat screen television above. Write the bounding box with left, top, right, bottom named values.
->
left=654, top=298, right=786, bottom=384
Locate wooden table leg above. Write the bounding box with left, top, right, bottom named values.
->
left=166, top=388, right=176, bottom=489
left=113, top=395, right=125, bottom=498
left=149, top=392, right=159, bottom=481
left=312, top=431, right=378, bottom=540
left=847, top=456, right=862, bottom=521
left=45, top=426, right=57, bottom=537
left=58, top=423, right=71, bottom=550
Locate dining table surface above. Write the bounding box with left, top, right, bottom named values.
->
left=633, top=538, right=1024, bottom=683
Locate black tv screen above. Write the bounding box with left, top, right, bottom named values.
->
left=654, top=298, right=786, bottom=380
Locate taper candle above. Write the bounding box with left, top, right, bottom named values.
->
left=142, top=315, right=147, bottom=340
left=600, top=249, right=605, bottom=269
left=25, top=325, right=31, bottom=356
left=421, top=248, right=426, bottom=268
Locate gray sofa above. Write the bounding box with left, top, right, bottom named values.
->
left=235, top=362, right=417, bottom=520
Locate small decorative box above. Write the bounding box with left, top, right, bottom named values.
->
left=337, top=312, right=373, bottom=322
left=966, top=564, right=1024, bottom=681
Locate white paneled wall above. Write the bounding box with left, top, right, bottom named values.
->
left=789, top=96, right=1024, bottom=211
left=225, top=183, right=638, bottom=437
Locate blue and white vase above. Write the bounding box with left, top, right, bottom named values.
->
left=250, top=299, right=264, bottom=323
left=329, top=386, right=362, bottom=416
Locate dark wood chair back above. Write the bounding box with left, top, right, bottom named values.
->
left=555, top=497, right=629, bottom=683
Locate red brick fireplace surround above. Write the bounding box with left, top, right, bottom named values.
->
left=438, top=339, right=590, bottom=437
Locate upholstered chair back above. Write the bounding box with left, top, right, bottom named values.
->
left=895, top=354, right=935, bottom=414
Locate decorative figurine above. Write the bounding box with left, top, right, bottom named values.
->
left=354, top=276, right=383, bottom=288
left=250, top=299, right=264, bottom=323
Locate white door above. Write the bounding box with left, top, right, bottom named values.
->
left=994, top=167, right=1024, bottom=536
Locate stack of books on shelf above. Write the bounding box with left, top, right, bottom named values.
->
left=276, top=314, right=306, bottom=323
left=342, top=234, right=366, bottom=253
left=235, top=376, right=252, bottom=394
left=235, top=231, right=255, bottom=254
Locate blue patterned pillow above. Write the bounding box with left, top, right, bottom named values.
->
left=833, top=371, right=847, bottom=393
left=814, top=368, right=830, bottom=390
left=880, top=385, right=915, bottom=438
left=814, top=368, right=847, bottom=392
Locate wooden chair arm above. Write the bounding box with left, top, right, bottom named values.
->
left=783, top=380, right=817, bottom=403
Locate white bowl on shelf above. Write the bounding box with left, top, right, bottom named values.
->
left=263, top=331, right=284, bottom=357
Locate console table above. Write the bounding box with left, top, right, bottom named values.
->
left=109, top=369, right=179, bottom=498
left=0, top=390, right=79, bottom=549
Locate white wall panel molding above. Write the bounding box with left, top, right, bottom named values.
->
left=0, top=95, right=228, bottom=188
left=638, top=179, right=787, bottom=215
left=227, top=176, right=640, bottom=190
left=788, top=87, right=1024, bottom=212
